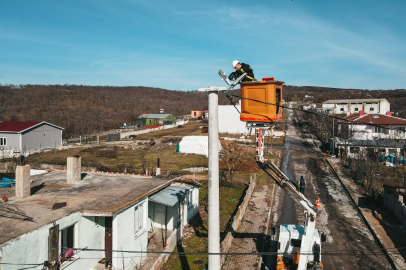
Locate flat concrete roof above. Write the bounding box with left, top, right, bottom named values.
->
left=0, top=171, right=175, bottom=245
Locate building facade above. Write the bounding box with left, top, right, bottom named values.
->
left=338, top=112, right=406, bottom=140
left=137, top=114, right=176, bottom=127
left=0, top=121, right=63, bottom=157
left=322, top=98, right=390, bottom=115
left=0, top=168, right=200, bottom=270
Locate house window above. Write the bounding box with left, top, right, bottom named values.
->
left=375, top=126, right=386, bottom=134
left=370, top=107, right=374, bottom=111
left=340, top=108, right=344, bottom=112
left=0, top=138, right=6, bottom=146
left=60, top=225, right=74, bottom=252
left=397, top=127, right=406, bottom=132
left=355, top=108, right=359, bottom=111
left=350, top=147, right=360, bottom=153
left=134, top=203, right=144, bottom=234
left=194, top=112, right=196, bottom=116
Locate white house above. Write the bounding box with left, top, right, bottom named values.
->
left=0, top=121, right=63, bottom=158
left=338, top=111, right=406, bottom=140
left=322, top=98, right=390, bottom=115
left=0, top=169, right=201, bottom=270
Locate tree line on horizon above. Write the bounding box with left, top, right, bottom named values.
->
left=0, top=84, right=405, bottom=138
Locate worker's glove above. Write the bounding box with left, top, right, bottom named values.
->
left=228, top=73, right=236, bottom=81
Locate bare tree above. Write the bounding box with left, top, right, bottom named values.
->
left=219, top=140, right=246, bottom=182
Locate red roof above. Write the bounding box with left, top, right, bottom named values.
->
left=0, top=121, right=42, bottom=132
left=342, top=114, right=406, bottom=125
left=141, top=124, right=163, bottom=129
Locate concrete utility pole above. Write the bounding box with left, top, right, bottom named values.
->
left=199, top=86, right=226, bottom=270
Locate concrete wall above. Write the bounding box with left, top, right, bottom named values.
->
left=186, top=187, right=199, bottom=224
left=21, top=124, right=62, bottom=152
left=120, top=120, right=188, bottom=139
left=220, top=176, right=256, bottom=267
left=112, top=198, right=149, bottom=269
left=384, top=192, right=406, bottom=227
left=0, top=212, right=106, bottom=270
left=0, top=200, right=151, bottom=270
left=218, top=103, right=247, bottom=134
left=380, top=100, right=391, bottom=114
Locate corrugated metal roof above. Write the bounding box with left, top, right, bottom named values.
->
left=323, top=98, right=386, bottom=104
left=138, top=114, right=172, bottom=119
left=0, top=121, right=42, bottom=132
left=0, top=121, right=64, bottom=133
left=149, top=184, right=192, bottom=206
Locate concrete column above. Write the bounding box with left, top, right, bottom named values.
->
left=97, top=135, right=100, bottom=145
left=208, top=90, right=220, bottom=269
left=16, top=165, right=30, bottom=198
left=67, top=156, right=81, bottom=184
left=156, top=168, right=161, bottom=176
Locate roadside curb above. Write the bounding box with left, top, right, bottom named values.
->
left=325, top=158, right=401, bottom=270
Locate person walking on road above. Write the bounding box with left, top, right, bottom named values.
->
left=299, top=176, right=306, bottom=194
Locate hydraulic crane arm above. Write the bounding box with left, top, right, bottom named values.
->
left=253, top=127, right=319, bottom=270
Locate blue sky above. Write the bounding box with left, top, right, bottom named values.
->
left=1, top=0, right=405, bottom=90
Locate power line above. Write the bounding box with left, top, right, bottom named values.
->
left=225, top=93, right=406, bottom=135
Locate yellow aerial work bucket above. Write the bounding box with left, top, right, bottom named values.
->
left=240, top=77, right=283, bottom=123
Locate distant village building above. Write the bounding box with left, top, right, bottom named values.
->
left=0, top=121, right=63, bottom=157
left=137, top=114, right=176, bottom=127
left=338, top=112, right=406, bottom=140
left=322, top=98, right=390, bottom=115
left=190, top=110, right=208, bottom=119
left=301, top=103, right=316, bottom=110
left=0, top=164, right=201, bottom=270
left=334, top=139, right=405, bottom=160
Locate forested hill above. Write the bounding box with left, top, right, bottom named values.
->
left=0, top=84, right=405, bottom=138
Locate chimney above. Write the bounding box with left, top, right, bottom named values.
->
left=160, top=108, right=164, bottom=114
left=67, top=156, right=81, bottom=184
left=359, top=110, right=364, bottom=116
left=16, top=165, right=30, bottom=198
left=386, top=111, right=392, bottom=116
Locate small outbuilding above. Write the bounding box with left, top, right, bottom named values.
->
left=0, top=121, right=63, bottom=157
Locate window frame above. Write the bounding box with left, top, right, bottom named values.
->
left=0, top=137, right=6, bottom=146
left=134, top=203, right=144, bottom=235
left=59, top=224, right=75, bottom=256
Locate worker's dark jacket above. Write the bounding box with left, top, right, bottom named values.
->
left=299, top=177, right=306, bottom=187
left=230, top=63, right=256, bottom=82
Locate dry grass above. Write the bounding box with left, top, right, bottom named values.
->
left=26, top=144, right=208, bottom=173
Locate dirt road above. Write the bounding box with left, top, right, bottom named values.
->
left=267, top=103, right=392, bottom=269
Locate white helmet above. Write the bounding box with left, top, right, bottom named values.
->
left=232, top=60, right=240, bottom=68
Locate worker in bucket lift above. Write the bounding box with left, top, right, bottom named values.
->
left=299, top=176, right=306, bottom=194
left=228, top=60, right=257, bottom=82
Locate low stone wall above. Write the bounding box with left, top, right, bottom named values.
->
left=120, top=120, right=188, bottom=139
left=220, top=174, right=257, bottom=267
left=148, top=229, right=178, bottom=270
